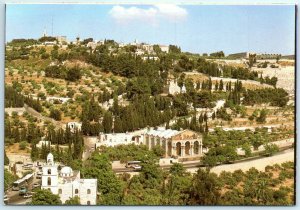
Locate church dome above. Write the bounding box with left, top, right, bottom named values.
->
left=60, top=166, right=73, bottom=177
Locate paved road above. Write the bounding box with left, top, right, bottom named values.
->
left=82, top=137, right=98, bottom=161
left=6, top=170, right=41, bottom=205
left=190, top=148, right=294, bottom=175
left=113, top=146, right=294, bottom=173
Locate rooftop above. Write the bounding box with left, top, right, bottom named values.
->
left=146, top=129, right=180, bottom=138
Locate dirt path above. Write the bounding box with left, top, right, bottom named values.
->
left=24, top=104, right=63, bottom=129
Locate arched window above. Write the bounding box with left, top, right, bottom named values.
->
left=47, top=169, right=51, bottom=175
left=75, top=189, right=78, bottom=194
left=87, top=189, right=91, bottom=194
left=87, top=201, right=91, bottom=205
left=58, top=189, right=62, bottom=194
left=47, top=177, right=51, bottom=186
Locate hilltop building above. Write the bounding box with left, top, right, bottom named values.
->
left=41, top=153, right=97, bottom=205
left=56, top=36, right=68, bottom=44
left=159, top=45, right=169, bottom=53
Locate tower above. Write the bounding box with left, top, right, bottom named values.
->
left=41, top=153, right=59, bottom=194
left=43, top=28, right=47, bottom=37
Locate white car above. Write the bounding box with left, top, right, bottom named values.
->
left=132, top=165, right=142, bottom=170
left=33, top=183, right=40, bottom=188
left=4, top=195, right=9, bottom=202
left=23, top=194, right=32, bottom=198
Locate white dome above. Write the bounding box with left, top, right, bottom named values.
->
left=60, top=166, right=73, bottom=176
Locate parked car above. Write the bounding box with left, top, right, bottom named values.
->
left=4, top=195, right=9, bottom=204
left=33, top=183, right=40, bottom=188
left=19, top=187, right=27, bottom=196
left=132, top=164, right=142, bottom=170
left=23, top=194, right=32, bottom=198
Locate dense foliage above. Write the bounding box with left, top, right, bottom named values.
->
left=81, top=151, right=294, bottom=205
left=45, top=65, right=82, bottom=82
left=31, top=189, right=62, bottom=205
left=243, top=88, right=289, bottom=107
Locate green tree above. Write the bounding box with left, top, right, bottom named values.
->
left=50, top=108, right=62, bottom=121
left=102, top=111, right=113, bottom=133
left=83, top=153, right=124, bottom=205
left=65, top=196, right=80, bottom=205
left=4, top=151, right=9, bottom=165
left=169, top=163, right=185, bottom=176
left=4, top=169, right=17, bottom=191
left=31, top=189, right=62, bottom=205
left=19, top=141, right=27, bottom=150
left=66, top=67, right=82, bottom=82
left=189, top=169, right=220, bottom=205
left=256, top=109, right=267, bottom=123
left=264, top=144, right=279, bottom=156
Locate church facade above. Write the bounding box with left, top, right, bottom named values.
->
left=144, top=129, right=203, bottom=159
left=41, top=153, right=97, bottom=205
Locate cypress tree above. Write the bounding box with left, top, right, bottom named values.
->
left=219, top=80, right=224, bottom=91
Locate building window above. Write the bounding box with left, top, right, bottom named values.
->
left=58, top=189, right=62, bottom=194
left=75, top=189, right=78, bottom=194
left=47, top=169, right=51, bottom=175
left=47, top=177, right=51, bottom=186
left=87, top=189, right=91, bottom=194
left=87, top=201, right=91, bottom=205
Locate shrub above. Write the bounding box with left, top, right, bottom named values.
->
left=19, top=141, right=27, bottom=150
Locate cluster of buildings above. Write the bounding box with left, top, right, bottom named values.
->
left=36, top=129, right=202, bottom=205
left=129, top=39, right=169, bottom=54
left=41, top=153, right=97, bottom=205
left=96, top=127, right=203, bottom=160
left=40, top=29, right=170, bottom=57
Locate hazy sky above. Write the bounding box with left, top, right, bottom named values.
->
left=6, top=4, right=295, bottom=55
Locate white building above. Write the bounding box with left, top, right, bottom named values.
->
left=41, top=153, right=97, bottom=205
left=67, top=122, right=82, bottom=133
left=46, top=96, right=71, bottom=104
left=36, top=140, right=51, bottom=148
left=168, top=80, right=186, bottom=95
left=159, top=45, right=169, bottom=53
left=135, top=49, right=144, bottom=56
left=56, top=36, right=68, bottom=44
left=87, top=42, right=97, bottom=50
left=141, top=44, right=154, bottom=54
left=96, top=132, right=143, bottom=148
left=142, top=56, right=159, bottom=61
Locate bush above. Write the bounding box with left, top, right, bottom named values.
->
left=281, top=161, right=294, bottom=170
left=49, top=109, right=62, bottom=121
left=19, top=141, right=27, bottom=150
left=264, top=143, right=279, bottom=156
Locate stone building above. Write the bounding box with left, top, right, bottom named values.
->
left=144, top=129, right=203, bottom=159
left=95, top=132, right=143, bottom=148
left=41, top=153, right=97, bottom=205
